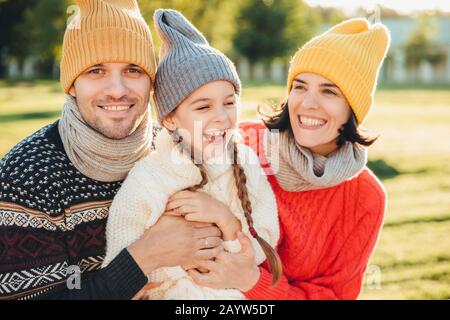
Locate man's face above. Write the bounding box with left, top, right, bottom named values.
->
left=69, top=63, right=151, bottom=140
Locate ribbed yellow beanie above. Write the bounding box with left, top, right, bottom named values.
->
left=60, top=0, right=156, bottom=93
left=287, top=18, right=390, bottom=124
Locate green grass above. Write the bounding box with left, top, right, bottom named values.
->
left=1, top=80, right=449, bottom=299
left=0, top=81, right=64, bottom=154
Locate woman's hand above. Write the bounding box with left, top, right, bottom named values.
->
left=166, top=190, right=241, bottom=240
left=187, top=232, right=261, bottom=292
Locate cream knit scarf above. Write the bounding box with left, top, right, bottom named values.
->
left=264, top=129, right=368, bottom=192
left=58, top=95, right=152, bottom=182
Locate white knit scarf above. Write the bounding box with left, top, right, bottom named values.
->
left=264, top=129, right=368, bottom=192
left=58, top=95, right=152, bottom=182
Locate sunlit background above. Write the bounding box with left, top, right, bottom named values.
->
left=0, top=0, right=449, bottom=299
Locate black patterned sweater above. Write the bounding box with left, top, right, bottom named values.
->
left=0, top=121, right=160, bottom=300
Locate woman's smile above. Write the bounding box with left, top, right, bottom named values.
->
left=297, top=115, right=328, bottom=130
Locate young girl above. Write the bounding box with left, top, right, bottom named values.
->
left=102, top=9, right=281, bottom=300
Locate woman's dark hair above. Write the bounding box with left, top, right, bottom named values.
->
left=259, top=100, right=378, bottom=147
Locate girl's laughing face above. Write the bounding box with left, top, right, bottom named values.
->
left=163, top=80, right=238, bottom=161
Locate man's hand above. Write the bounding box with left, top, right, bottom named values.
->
left=187, top=232, right=261, bottom=292
left=127, top=215, right=223, bottom=275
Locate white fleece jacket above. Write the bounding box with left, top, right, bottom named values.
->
left=102, top=129, right=279, bottom=300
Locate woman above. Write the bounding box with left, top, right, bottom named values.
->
left=185, top=18, right=391, bottom=299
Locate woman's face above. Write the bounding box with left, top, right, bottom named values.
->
left=288, top=72, right=352, bottom=156
left=163, top=80, right=238, bottom=161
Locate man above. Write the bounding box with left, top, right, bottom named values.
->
left=0, top=0, right=222, bottom=300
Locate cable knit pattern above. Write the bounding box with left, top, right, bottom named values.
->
left=239, top=121, right=386, bottom=300
left=102, top=128, right=279, bottom=299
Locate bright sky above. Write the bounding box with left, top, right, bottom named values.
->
left=304, top=0, right=450, bottom=14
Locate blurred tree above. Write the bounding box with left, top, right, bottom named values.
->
left=313, top=5, right=346, bottom=24
left=405, top=13, right=446, bottom=72
left=232, top=0, right=318, bottom=80
left=1, top=0, right=240, bottom=78
left=138, top=0, right=239, bottom=59
left=378, top=6, right=406, bottom=18
left=0, top=0, right=327, bottom=80
left=0, top=0, right=69, bottom=78
left=0, top=0, right=38, bottom=69
left=20, top=0, right=69, bottom=61
left=354, top=5, right=405, bottom=21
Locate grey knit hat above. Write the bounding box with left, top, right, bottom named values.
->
left=153, top=9, right=241, bottom=123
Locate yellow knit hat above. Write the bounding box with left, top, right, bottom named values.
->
left=287, top=18, right=390, bottom=124
left=60, top=0, right=156, bottom=93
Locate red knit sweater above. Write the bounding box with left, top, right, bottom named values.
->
left=239, top=122, right=386, bottom=300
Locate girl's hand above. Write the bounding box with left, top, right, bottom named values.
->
left=187, top=232, right=261, bottom=292
left=132, top=281, right=163, bottom=300
left=166, top=190, right=241, bottom=240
